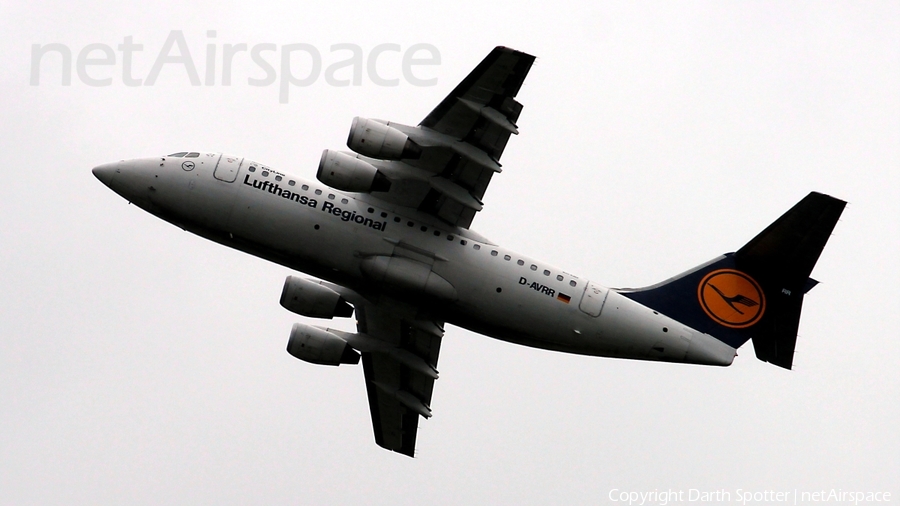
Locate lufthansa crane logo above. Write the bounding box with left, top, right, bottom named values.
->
left=697, top=269, right=765, bottom=328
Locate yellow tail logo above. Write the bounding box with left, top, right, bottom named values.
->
left=698, top=269, right=765, bottom=328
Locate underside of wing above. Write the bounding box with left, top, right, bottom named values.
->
left=333, top=295, right=444, bottom=457
left=420, top=46, right=534, bottom=156
left=280, top=276, right=444, bottom=457
left=410, top=46, right=536, bottom=228
left=318, top=47, right=536, bottom=229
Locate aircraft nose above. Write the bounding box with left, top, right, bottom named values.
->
left=92, top=162, right=119, bottom=187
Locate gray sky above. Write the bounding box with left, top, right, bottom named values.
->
left=2, top=1, right=898, bottom=504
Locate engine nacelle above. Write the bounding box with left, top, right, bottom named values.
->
left=316, top=150, right=391, bottom=193
left=347, top=117, right=422, bottom=160
left=287, top=323, right=360, bottom=366
left=280, top=276, right=354, bottom=318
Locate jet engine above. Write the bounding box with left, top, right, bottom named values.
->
left=316, top=150, right=392, bottom=193
left=286, top=323, right=360, bottom=366
left=347, top=117, right=422, bottom=160
left=280, top=276, right=354, bottom=318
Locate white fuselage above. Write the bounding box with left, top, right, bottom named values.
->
left=94, top=153, right=735, bottom=367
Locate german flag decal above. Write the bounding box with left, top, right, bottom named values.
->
left=697, top=269, right=765, bottom=328
left=557, top=293, right=571, bottom=304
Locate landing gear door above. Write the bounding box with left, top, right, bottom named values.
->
left=214, top=154, right=243, bottom=183
left=578, top=281, right=608, bottom=317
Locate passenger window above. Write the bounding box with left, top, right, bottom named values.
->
left=275, top=175, right=282, bottom=182
left=380, top=212, right=388, bottom=218
left=328, top=194, right=335, bottom=200
left=302, top=184, right=309, bottom=191
left=517, top=260, right=524, bottom=266
left=249, top=166, right=256, bottom=172
left=433, top=230, right=440, bottom=237
left=407, top=221, right=414, bottom=227
left=569, top=280, right=577, bottom=287
left=394, top=217, right=401, bottom=222
left=421, top=226, right=428, bottom=232
left=262, top=171, right=269, bottom=177
left=288, top=180, right=295, bottom=186
left=314, top=189, right=322, bottom=195
left=186, top=152, right=200, bottom=158
left=447, top=235, right=454, bottom=241
left=341, top=198, right=349, bottom=204
left=460, top=240, right=467, bottom=246
left=543, top=270, right=550, bottom=276
left=557, top=275, right=564, bottom=281
left=530, top=265, right=537, bottom=271
left=491, top=250, right=498, bottom=256
left=167, top=152, right=188, bottom=157
left=474, top=244, right=481, bottom=250
left=504, top=255, right=511, bottom=261
left=367, top=207, right=374, bottom=213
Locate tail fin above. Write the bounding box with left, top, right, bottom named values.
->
left=621, top=192, right=846, bottom=369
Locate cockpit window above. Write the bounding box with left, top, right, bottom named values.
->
left=167, top=152, right=188, bottom=157
left=185, top=152, right=200, bottom=158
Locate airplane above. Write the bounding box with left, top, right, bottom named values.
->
left=92, top=46, right=846, bottom=457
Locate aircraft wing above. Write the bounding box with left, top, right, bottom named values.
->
left=361, top=47, right=536, bottom=229
left=419, top=46, right=534, bottom=157
left=328, top=293, right=444, bottom=457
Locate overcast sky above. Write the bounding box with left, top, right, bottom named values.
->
left=2, top=1, right=898, bottom=505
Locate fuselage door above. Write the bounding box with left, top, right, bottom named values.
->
left=213, top=154, right=244, bottom=183
left=578, top=281, right=608, bottom=317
